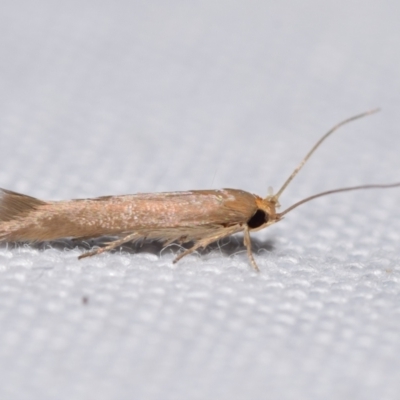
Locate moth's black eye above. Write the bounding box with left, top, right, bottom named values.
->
left=247, top=209, right=268, bottom=229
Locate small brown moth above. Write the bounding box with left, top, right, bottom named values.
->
left=0, top=109, right=399, bottom=271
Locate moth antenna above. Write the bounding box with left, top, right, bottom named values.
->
left=271, top=108, right=381, bottom=203
left=278, top=182, right=400, bottom=218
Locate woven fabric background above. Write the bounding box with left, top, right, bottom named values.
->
left=1, top=1, right=400, bottom=399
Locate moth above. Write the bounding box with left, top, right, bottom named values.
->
left=0, top=109, right=399, bottom=271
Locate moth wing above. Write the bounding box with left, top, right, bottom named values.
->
left=0, top=188, right=259, bottom=242
left=106, top=189, right=259, bottom=228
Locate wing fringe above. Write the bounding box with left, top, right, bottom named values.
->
left=0, top=188, right=46, bottom=222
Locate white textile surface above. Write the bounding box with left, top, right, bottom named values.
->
left=1, top=1, right=400, bottom=399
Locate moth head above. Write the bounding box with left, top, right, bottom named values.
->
left=246, top=195, right=282, bottom=231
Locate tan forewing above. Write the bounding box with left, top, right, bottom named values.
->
left=0, top=188, right=259, bottom=241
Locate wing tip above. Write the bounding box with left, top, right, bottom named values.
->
left=0, top=188, right=46, bottom=222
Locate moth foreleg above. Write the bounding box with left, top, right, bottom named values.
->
left=243, top=226, right=259, bottom=272
left=78, top=232, right=139, bottom=259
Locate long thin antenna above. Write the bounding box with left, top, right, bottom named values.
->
left=278, top=182, right=400, bottom=218
left=271, top=108, right=381, bottom=202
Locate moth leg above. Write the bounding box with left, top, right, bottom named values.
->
left=78, top=232, right=139, bottom=259
left=139, top=236, right=147, bottom=248
left=173, top=237, right=217, bottom=264
left=243, top=226, right=260, bottom=272
left=173, top=227, right=241, bottom=264
left=163, top=237, right=179, bottom=247
left=163, top=235, right=188, bottom=248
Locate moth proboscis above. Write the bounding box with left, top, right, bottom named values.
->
left=1, top=109, right=399, bottom=271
